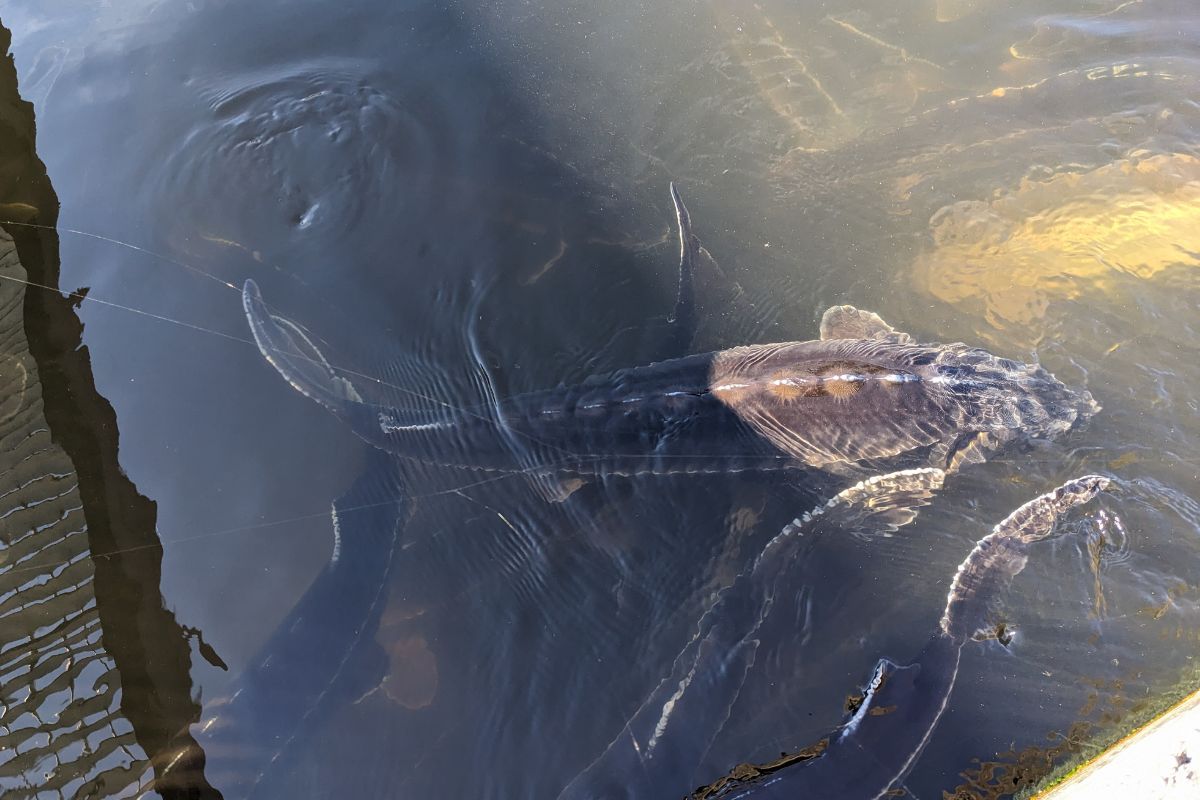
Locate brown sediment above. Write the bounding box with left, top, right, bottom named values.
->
left=689, top=739, right=830, bottom=800
left=1136, top=581, right=1195, bottom=622
left=521, top=237, right=568, bottom=285
left=377, top=584, right=440, bottom=710
left=381, top=635, right=440, bottom=710
left=1086, top=529, right=1108, bottom=620
left=950, top=664, right=1200, bottom=800
left=947, top=704, right=1112, bottom=798
left=696, top=486, right=772, bottom=603
left=1030, top=685, right=1200, bottom=798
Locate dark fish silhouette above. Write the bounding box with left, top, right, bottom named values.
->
left=242, top=187, right=1098, bottom=485
left=187, top=451, right=409, bottom=798
left=684, top=474, right=1112, bottom=800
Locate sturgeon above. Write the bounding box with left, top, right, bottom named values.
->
left=242, top=187, right=1099, bottom=484
left=688, top=474, right=1112, bottom=800
left=178, top=451, right=408, bottom=798
left=557, top=467, right=949, bottom=800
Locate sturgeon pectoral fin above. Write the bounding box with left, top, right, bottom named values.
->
left=818, top=304, right=914, bottom=343
left=939, top=431, right=1012, bottom=474
left=243, top=279, right=364, bottom=414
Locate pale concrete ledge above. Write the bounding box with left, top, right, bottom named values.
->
left=1036, top=689, right=1200, bottom=799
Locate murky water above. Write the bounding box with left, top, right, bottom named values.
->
left=1, top=0, right=1199, bottom=797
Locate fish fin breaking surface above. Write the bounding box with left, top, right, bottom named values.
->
left=667, top=182, right=699, bottom=355
left=818, top=305, right=914, bottom=344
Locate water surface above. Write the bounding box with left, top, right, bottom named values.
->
left=2, top=0, right=1199, bottom=797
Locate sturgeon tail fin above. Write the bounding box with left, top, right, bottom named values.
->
left=243, top=278, right=365, bottom=415
left=243, top=279, right=467, bottom=458
left=666, top=183, right=698, bottom=355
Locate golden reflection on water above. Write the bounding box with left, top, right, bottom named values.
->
left=912, top=153, right=1200, bottom=328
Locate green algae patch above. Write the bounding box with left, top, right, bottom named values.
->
left=1019, top=667, right=1200, bottom=800
left=941, top=664, right=1200, bottom=800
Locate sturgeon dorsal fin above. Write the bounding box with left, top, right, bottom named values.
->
left=819, top=305, right=914, bottom=344
left=666, top=182, right=698, bottom=354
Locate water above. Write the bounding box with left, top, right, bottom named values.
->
left=1, top=0, right=1198, bottom=797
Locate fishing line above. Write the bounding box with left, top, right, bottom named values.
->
left=0, top=220, right=582, bottom=459
left=0, top=445, right=741, bottom=575
left=0, top=223, right=1164, bottom=576
left=0, top=462, right=563, bottom=575
left=2, top=219, right=1147, bottom=474
left=2, top=219, right=240, bottom=291
left=0, top=272, right=255, bottom=345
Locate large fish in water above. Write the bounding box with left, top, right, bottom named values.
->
left=242, top=186, right=1098, bottom=483
left=168, top=450, right=409, bottom=798
left=683, top=474, right=1112, bottom=800
left=557, top=467, right=950, bottom=800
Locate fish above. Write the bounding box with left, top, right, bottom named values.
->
left=174, top=450, right=409, bottom=798
left=557, top=467, right=949, bottom=800
left=242, top=186, right=1099, bottom=486
left=690, top=474, right=1112, bottom=800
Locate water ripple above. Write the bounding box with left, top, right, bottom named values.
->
left=159, top=59, right=448, bottom=258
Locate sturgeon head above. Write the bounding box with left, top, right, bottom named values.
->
left=940, top=473, right=1111, bottom=642
left=707, top=305, right=1100, bottom=473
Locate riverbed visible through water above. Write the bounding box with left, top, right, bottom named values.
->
left=1, top=1, right=1199, bottom=798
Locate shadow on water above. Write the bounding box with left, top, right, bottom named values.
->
left=0, top=19, right=218, bottom=799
